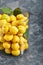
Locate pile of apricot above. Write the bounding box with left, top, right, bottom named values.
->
left=0, top=14, right=29, bottom=56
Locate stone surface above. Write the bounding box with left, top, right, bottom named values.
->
left=0, top=0, right=43, bottom=65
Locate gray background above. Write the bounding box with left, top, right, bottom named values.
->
left=0, top=0, right=43, bottom=65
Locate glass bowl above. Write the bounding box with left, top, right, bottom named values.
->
left=0, top=0, right=29, bottom=57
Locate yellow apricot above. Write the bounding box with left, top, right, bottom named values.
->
left=10, top=15, right=16, bottom=21
left=16, top=14, right=24, bottom=20
left=4, top=34, right=13, bottom=41
left=20, top=37, right=27, bottom=43
left=3, top=42, right=11, bottom=49
left=17, top=20, right=26, bottom=26
left=18, top=25, right=26, bottom=33
left=10, top=26, right=18, bottom=34
left=2, top=24, right=9, bottom=34
left=11, top=43, right=19, bottom=50
left=12, top=35, right=20, bottom=43
left=12, top=20, right=18, bottom=26
left=2, top=14, right=10, bottom=22
left=5, top=48, right=11, bottom=54
left=0, top=20, right=7, bottom=27
left=12, top=50, right=20, bottom=56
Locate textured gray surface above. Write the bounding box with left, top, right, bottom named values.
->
left=0, top=0, right=43, bottom=65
